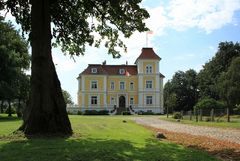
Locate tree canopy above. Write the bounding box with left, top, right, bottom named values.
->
left=0, top=16, right=30, bottom=115
left=164, top=41, right=240, bottom=112
left=2, top=0, right=149, bottom=57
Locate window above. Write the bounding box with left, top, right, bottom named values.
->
left=91, top=68, right=97, bottom=73
left=130, top=82, right=134, bottom=90
left=119, top=69, right=125, bottom=74
left=120, top=82, right=125, bottom=90
left=111, top=97, right=115, bottom=105
left=130, top=97, right=134, bottom=105
left=91, top=81, right=98, bottom=89
left=146, top=65, right=152, bottom=74
left=146, top=96, right=153, bottom=105
left=91, top=96, right=98, bottom=105
left=110, top=82, right=114, bottom=90
left=146, top=80, right=152, bottom=89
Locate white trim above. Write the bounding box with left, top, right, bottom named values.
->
left=91, top=68, right=97, bottom=73
left=90, top=80, right=98, bottom=90
left=119, top=81, right=125, bottom=90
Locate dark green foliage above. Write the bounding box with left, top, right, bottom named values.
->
left=137, top=110, right=154, bottom=115
left=194, top=98, right=225, bottom=110
left=0, top=17, right=30, bottom=113
left=122, top=111, right=131, bottom=115
left=217, top=57, right=240, bottom=109
left=172, top=112, right=182, bottom=119
left=77, top=111, right=83, bottom=115
left=198, top=42, right=240, bottom=99
left=84, top=110, right=109, bottom=115
left=2, top=0, right=149, bottom=57
left=164, top=69, right=198, bottom=111
left=62, top=90, right=74, bottom=105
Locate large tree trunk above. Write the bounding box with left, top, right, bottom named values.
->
left=19, top=0, right=72, bottom=135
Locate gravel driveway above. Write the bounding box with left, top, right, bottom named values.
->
left=133, top=116, right=240, bottom=144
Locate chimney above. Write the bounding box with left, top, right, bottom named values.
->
left=102, top=60, right=106, bottom=65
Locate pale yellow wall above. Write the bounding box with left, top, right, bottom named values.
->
left=143, top=61, right=156, bottom=73
left=107, top=76, right=138, bottom=92
left=84, top=76, right=104, bottom=91
left=143, top=76, right=156, bottom=89
left=78, top=94, right=82, bottom=107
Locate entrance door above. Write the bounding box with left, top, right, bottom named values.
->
left=119, top=96, right=126, bottom=107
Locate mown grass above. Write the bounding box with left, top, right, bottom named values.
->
left=0, top=114, right=220, bottom=161
left=160, top=115, right=240, bottom=129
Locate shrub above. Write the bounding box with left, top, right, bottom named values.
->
left=122, top=111, right=131, bottom=115
left=84, top=110, right=98, bottom=115
left=137, top=110, right=154, bottom=115
left=194, top=98, right=225, bottom=110
left=83, top=110, right=109, bottom=115
left=97, top=110, right=109, bottom=115
left=172, top=112, right=182, bottom=119
left=77, top=111, right=83, bottom=115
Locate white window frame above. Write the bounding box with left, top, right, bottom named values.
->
left=119, top=69, right=125, bottom=74
left=91, top=68, right=97, bottom=73
left=130, top=82, right=134, bottom=90
left=91, top=80, right=98, bottom=89
left=110, top=97, right=115, bottom=105
left=110, top=82, right=115, bottom=90
left=146, top=96, right=153, bottom=105
left=91, top=96, right=98, bottom=105
left=146, top=80, right=152, bottom=89
left=120, top=81, right=125, bottom=90
left=130, top=97, right=134, bottom=105
left=146, top=65, right=152, bottom=74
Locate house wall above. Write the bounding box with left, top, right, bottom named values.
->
left=77, top=61, right=164, bottom=114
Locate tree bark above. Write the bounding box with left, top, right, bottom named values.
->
left=19, top=0, right=72, bottom=135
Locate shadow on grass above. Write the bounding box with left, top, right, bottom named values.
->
left=0, top=137, right=219, bottom=161
left=0, top=115, right=22, bottom=122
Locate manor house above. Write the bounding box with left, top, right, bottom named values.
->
left=77, top=47, right=164, bottom=114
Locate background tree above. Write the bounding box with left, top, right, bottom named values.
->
left=197, top=42, right=240, bottom=99
left=1, top=0, right=149, bottom=134
left=164, top=69, right=198, bottom=112
left=218, top=57, right=240, bottom=110
left=62, top=90, right=74, bottom=105
left=0, top=17, right=30, bottom=116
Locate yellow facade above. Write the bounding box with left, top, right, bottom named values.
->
left=76, top=47, right=164, bottom=114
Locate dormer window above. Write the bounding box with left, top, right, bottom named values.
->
left=119, top=69, right=125, bottom=74
left=91, top=68, right=97, bottom=73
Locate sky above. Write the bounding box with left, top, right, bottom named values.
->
left=1, top=0, right=240, bottom=104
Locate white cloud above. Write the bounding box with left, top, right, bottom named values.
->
left=167, top=0, right=240, bottom=33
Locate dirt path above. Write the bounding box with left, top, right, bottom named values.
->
left=133, top=117, right=240, bottom=144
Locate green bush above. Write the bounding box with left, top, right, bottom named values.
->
left=122, top=111, right=131, bottom=115
left=77, top=111, right=83, bottom=115
left=84, top=110, right=109, bottom=115
left=137, top=110, right=154, bottom=115
left=84, top=110, right=98, bottom=115
left=172, top=112, right=182, bottom=119
left=194, top=98, right=225, bottom=110
left=97, top=110, right=109, bottom=115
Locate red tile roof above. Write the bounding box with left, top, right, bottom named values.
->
left=80, top=64, right=138, bottom=75
left=135, top=48, right=161, bottom=63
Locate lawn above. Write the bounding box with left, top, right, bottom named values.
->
left=0, top=114, right=220, bottom=161
left=160, top=115, right=240, bottom=129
